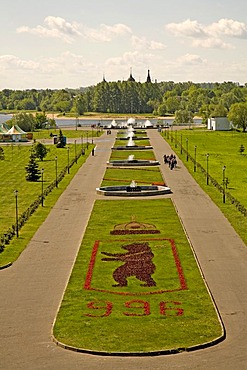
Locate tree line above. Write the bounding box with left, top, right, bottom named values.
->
left=1, top=80, right=247, bottom=131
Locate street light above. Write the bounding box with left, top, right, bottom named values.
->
left=91, top=126, right=94, bottom=144
left=86, top=131, right=89, bottom=149
left=41, top=168, right=44, bottom=207
left=222, top=165, right=226, bottom=203
left=74, top=139, right=77, bottom=164
left=55, top=156, right=58, bottom=187
left=175, top=130, right=177, bottom=148
left=67, top=147, right=70, bottom=174
left=206, top=153, right=209, bottom=185
left=186, top=138, right=188, bottom=161
left=194, top=146, right=197, bottom=172
left=14, top=190, right=19, bottom=238
left=180, top=133, right=183, bottom=154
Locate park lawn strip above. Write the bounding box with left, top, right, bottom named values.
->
left=109, top=149, right=157, bottom=161
left=163, top=129, right=247, bottom=245
left=101, top=167, right=164, bottom=187
left=33, top=128, right=104, bottom=140
left=114, top=139, right=151, bottom=147
left=0, top=143, right=94, bottom=267
left=53, top=199, right=223, bottom=353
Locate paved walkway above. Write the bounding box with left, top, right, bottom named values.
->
left=0, top=130, right=247, bottom=370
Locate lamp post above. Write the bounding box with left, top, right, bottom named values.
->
left=74, top=140, right=77, bottom=164
left=222, top=165, right=226, bottom=203
left=194, top=146, right=197, bottom=172
left=175, top=130, right=177, bottom=148
left=67, top=147, right=70, bottom=174
left=186, top=138, right=188, bottom=161
left=41, top=168, right=44, bottom=207
left=55, top=156, right=58, bottom=188
left=171, top=125, right=173, bottom=142
left=180, top=133, right=183, bottom=154
left=91, top=126, right=94, bottom=144
left=14, top=190, right=19, bottom=238
left=206, top=153, right=209, bottom=185
left=86, top=131, right=89, bottom=149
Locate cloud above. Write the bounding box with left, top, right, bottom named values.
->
left=206, top=19, right=247, bottom=38
left=131, top=36, right=166, bottom=50
left=178, top=53, right=206, bottom=65
left=17, top=16, right=81, bottom=43
left=105, top=50, right=153, bottom=67
left=0, top=54, right=40, bottom=70
left=82, top=23, right=132, bottom=42
left=166, top=19, right=206, bottom=38
left=166, top=18, right=247, bottom=49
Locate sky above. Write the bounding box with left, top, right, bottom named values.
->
left=1, top=0, right=247, bottom=89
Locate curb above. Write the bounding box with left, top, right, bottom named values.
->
left=51, top=331, right=226, bottom=357
left=0, top=262, right=12, bottom=270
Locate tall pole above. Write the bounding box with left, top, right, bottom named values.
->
left=14, top=190, right=19, bottom=238
left=74, top=139, right=77, bottom=164
left=206, top=153, right=209, bottom=185
left=222, top=165, right=226, bottom=203
left=86, top=131, right=89, bottom=149
left=175, top=130, right=177, bottom=148
left=194, top=146, right=197, bottom=172
left=67, top=147, right=70, bottom=174
left=55, top=156, right=58, bottom=187
left=180, top=133, right=183, bottom=154
left=91, top=126, right=94, bottom=144
left=186, top=138, right=188, bottom=161
left=41, top=168, right=44, bottom=207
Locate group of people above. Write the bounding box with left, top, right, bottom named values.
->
left=163, top=154, right=177, bottom=170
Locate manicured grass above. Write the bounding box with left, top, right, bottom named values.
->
left=102, top=167, right=164, bottom=187
left=33, top=128, right=103, bottom=140
left=109, top=150, right=156, bottom=161
left=163, top=129, right=247, bottom=245
left=0, top=143, right=94, bottom=266
left=53, top=199, right=223, bottom=353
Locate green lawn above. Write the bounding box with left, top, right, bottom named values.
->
left=53, top=199, right=223, bottom=353
left=163, top=128, right=247, bottom=245
left=0, top=142, right=94, bottom=266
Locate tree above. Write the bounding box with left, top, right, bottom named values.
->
left=0, top=147, right=4, bottom=160
left=239, top=144, right=245, bottom=155
left=35, top=113, right=48, bottom=129
left=25, top=152, right=41, bottom=181
left=33, top=142, right=49, bottom=161
left=228, top=102, right=247, bottom=132
left=56, top=129, right=66, bottom=148
left=10, top=113, right=36, bottom=132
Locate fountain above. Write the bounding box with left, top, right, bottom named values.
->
left=107, top=154, right=160, bottom=167
left=96, top=180, right=171, bottom=197
left=112, top=135, right=153, bottom=150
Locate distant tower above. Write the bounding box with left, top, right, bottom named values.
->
left=146, top=69, right=152, bottom=83
left=102, top=73, right=106, bottom=82
left=128, top=67, right=135, bottom=82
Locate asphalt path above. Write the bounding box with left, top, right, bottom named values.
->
left=0, top=130, right=247, bottom=370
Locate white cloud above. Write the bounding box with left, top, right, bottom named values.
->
left=178, top=53, right=206, bottom=65
left=166, top=18, right=247, bottom=49
left=206, top=19, right=247, bottom=38
left=105, top=50, right=153, bottom=67
left=192, top=38, right=233, bottom=49
left=17, top=16, right=81, bottom=43
left=131, top=36, right=166, bottom=50
left=166, top=19, right=206, bottom=38
left=82, top=23, right=132, bottom=42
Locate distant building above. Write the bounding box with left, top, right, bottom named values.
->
left=207, top=117, right=231, bottom=131
left=127, top=67, right=135, bottom=82
left=146, top=69, right=151, bottom=83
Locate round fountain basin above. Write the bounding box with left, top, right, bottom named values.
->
left=107, top=160, right=160, bottom=167
left=96, top=185, right=171, bottom=197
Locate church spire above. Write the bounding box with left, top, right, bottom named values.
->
left=146, top=69, right=151, bottom=83
left=128, top=67, right=135, bottom=82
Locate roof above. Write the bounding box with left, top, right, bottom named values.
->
left=7, top=125, right=27, bottom=135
